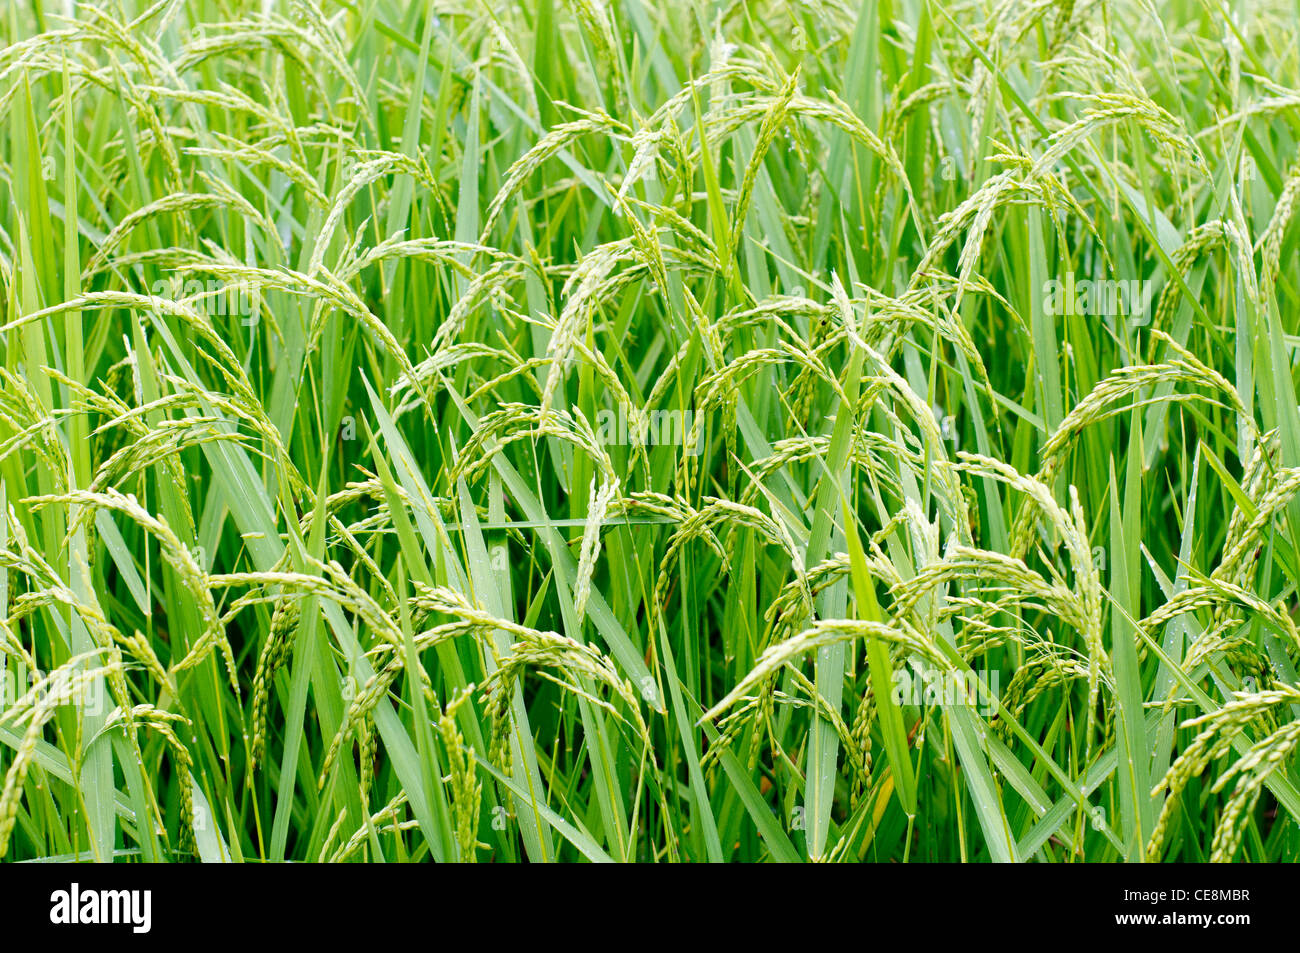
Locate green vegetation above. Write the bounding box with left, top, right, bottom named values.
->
left=2, top=0, right=1299, bottom=863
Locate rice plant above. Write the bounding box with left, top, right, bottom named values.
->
left=1, top=0, right=1299, bottom=863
